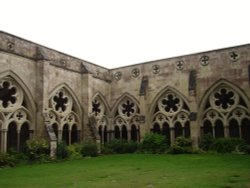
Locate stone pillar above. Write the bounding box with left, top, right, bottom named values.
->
left=127, top=129, right=131, bottom=141
left=190, top=120, right=199, bottom=148
left=212, top=127, right=215, bottom=138
left=239, top=126, right=242, bottom=138
left=50, top=140, right=57, bottom=159
left=77, top=130, right=81, bottom=143
left=96, top=139, right=101, bottom=154
left=29, top=130, right=34, bottom=139
left=101, top=130, right=104, bottom=144
left=170, top=127, right=175, bottom=145
left=58, top=130, right=62, bottom=142
left=138, top=76, right=148, bottom=141
left=17, top=130, right=20, bottom=152
left=106, top=130, right=110, bottom=142
left=69, top=130, right=72, bottom=145
left=224, top=126, right=229, bottom=138
left=110, top=130, right=114, bottom=141
left=137, top=129, right=140, bottom=142
left=1, top=129, right=7, bottom=152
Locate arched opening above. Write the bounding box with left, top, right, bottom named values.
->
left=7, top=122, right=17, bottom=151
left=215, top=120, right=224, bottom=138
left=71, top=124, right=78, bottom=144
left=62, top=124, right=69, bottom=145
left=98, top=126, right=103, bottom=143
left=114, top=126, right=120, bottom=139
left=229, top=119, right=240, bottom=138
left=104, top=126, right=107, bottom=143
left=241, top=118, right=250, bottom=144
left=52, top=123, right=58, bottom=139
left=184, top=122, right=190, bottom=138
left=174, top=122, right=182, bottom=138
left=203, top=120, right=213, bottom=135
left=131, top=124, right=137, bottom=142
left=152, top=123, right=161, bottom=134
left=122, top=125, right=127, bottom=140
left=162, top=122, right=170, bottom=145
left=20, top=123, right=29, bottom=152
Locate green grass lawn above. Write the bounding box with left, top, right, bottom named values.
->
left=0, top=154, right=250, bottom=188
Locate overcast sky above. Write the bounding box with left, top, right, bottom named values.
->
left=1, top=0, right=250, bottom=68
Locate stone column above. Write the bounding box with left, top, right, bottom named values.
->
left=110, top=130, right=114, bottom=141
left=190, top=120, right=199, bottom=148
left=239, top=126, right=242, bottom=138
left=138, top=76, right=149, bottom=141
left=1, top=129, right=7, bottom=152
left=170, top=127, right=175, bottom=145
left=101, top=130, right=104, bottom=144
left=50, top=140, right=57, bottom=159
left=212, top=127, right=215, bottom=138
left=29, top=130, right=34, bottom=139
left=127, top=129, right=131, bottom=141
left=137, top=128, right=140, bottom=142
left=224, top=126, right=229, bottom=138
left=58, top=130, right=62, bottom=142
left=17, top=130, right=20, bottom=152
left=120, top=129, right=122, bottom=139
left=69, top=130, right=72, bottom=145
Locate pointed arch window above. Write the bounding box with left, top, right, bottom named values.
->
left=48, top=86, right=81, bottom=145
left=0, top=75, right=34, bottom=152
left=151, top=89, right=191, bottom=144
left=200, top=82, right=250, bottom=142
left=91, top=94, right=108, bottom=144
left=113, top=96, right=141, bottom=142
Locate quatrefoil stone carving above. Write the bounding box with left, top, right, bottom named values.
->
left=152, top=65, right=160, bottom=74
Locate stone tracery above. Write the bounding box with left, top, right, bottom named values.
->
left=0, top=76, right=33, bottom=152
left=91, top=94, right=108, bottom=144
left=114, top=96, right=140, bottom=142
left=200, top=82, right=250, bottom=143
left=151, top=89, right=191, bottom=144
left=48, top=86, right=80, bottom=145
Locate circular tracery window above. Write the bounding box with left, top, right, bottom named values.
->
left=210, top=87, right=238, bottom=112
left=0, top=79, right=23, bottom=111
left=51, top=89, right=72, bottom=114
left=92, top=97, right=105, bottom=119
left=118, top=99, right=137, bottom=118
left=158, top=92, right=183, bottom=115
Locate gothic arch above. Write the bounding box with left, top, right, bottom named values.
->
left=0, top=70, right=36, bottom=113
left=150, top=86, right=190, bottom=128
left=0, top=70, right=35, bottom=151
left=111, top=92, right=140, bottom=117
left=4, top=107, right=32, bottom=130
left=48, top=83, right=82, bottom=144
left=199, top=79, right=250, bottom=111
left=149, top=86, right=190, bottom=119
left=199, top=79, right=250, bottom=141
left=92, top=92, right=111, bottom=114
left=112, top=93, right=141, bottom=142
left=49, top=83, right=82, bottom=120
left=150, top=86, right=191, bottom=144
left=91, top=92, right=110, bottom=143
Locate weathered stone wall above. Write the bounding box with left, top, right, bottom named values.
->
left=0, top=31, right=249, bottom=152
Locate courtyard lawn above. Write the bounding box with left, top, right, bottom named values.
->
left=0, top=154, right=250, bottom=188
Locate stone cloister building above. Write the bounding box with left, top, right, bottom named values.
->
left=0, top=31, right=250, bottom=152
